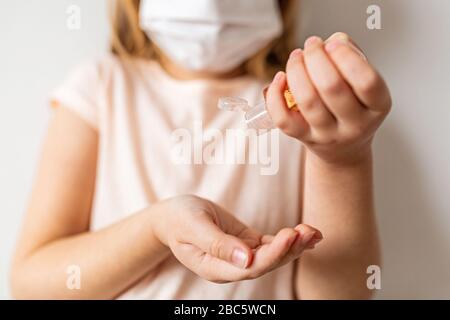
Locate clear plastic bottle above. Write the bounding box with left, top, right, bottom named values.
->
left=218, top=90, right=296, bottom=131
left=217, top=97, right=275, bottom=130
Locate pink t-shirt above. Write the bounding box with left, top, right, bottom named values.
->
left=51, top=54, right=304, bottom=299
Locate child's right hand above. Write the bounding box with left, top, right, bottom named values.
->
left=150, top=195, right=322, bottom=283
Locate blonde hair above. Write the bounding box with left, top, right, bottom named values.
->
left=109, top=0, right=298, bottom=80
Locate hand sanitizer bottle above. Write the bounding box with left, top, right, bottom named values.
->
left=218, top=90, right=297, bottom=130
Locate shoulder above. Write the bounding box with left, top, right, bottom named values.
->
left=50, top=54, right=124, bottom=129
left=67, top=53, right=124, bottom=84
left=74, top=54, right=163, bottom=89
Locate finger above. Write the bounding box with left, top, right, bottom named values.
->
left=291, top=225, right=319, bottom=252
left=279, top=224, right=322, bottom=265
left=261, top=234, right=274, bottom=245
left=250, top=228, right=299, bottom=274
left=303, top=36, right=365, bottom=124
left=213, top=203, right=262, bottom=245
left=278, top=232, right=304, bottom=265
left=209, top=203, right=262, bottom=250
left=238, top=227, right=263, bottom=249
left=172, top=243, right=247, bottom=283
left=182, top=216, right=253, bottom=269
left=266, top=71, right=310, bottom=139
left=325, top=40, right=391, bottom=112
left=294, top=224, right=323, bottom=249
left=325, top=32, right=367, bottom=61
left=286, top=47, right=336, bottom=129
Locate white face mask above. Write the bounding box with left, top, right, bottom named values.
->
left=139, top=0, right=283, bottom=73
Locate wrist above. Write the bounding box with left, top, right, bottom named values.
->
left=146, top=202, right=170, bottom=251
left=307, top=146, right=373, bottom=170
left=308, top=148, right=372, bottom=170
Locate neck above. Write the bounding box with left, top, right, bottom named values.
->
left=157, top=51, right=246, bottom=81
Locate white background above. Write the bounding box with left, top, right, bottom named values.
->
left=0, top=0, right=449, bottom=299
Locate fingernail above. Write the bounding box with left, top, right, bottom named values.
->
left=301, top=231, right=315, bottom=246
left=305, top=36, right=322, bottom=48
left=289, top=48, right=303, bottom=58
left=313, top=230, right=323, bottom=241
left=231, top=248, right=248, bottom=269
left=325, top=40, right=343, bottom=53
left=306, top=231, right=323, bottom=248
left=307, top=238, right=323, bottom=248
left=273, top=71, right=284, bottom=83
left=334, top=32, right=350, bottom=42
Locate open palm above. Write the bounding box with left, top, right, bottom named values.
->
left=158, top=196, right=322, bottom=283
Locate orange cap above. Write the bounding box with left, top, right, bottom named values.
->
left=263, top=87, right=298, bottom=111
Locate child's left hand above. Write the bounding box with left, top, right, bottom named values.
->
left=266, top=32, right=392, bottom=166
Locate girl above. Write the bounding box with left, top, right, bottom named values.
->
left=10, top=0, right=390, bottom=299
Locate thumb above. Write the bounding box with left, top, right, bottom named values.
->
left=208, top=233, right=252, bottom=269
left=187, top=218, right=253, bottom=269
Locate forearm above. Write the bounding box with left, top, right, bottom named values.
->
left=10, top=205, right=170, bottom=299
left=297, top=148, right=381, bottom=299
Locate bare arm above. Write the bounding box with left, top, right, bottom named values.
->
left=296, top=149, right=380, bottom=299
left=10, top=107, right=169, bottom=299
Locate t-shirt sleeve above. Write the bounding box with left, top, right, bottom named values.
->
left=49, top=59, right=102, bottom=129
